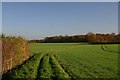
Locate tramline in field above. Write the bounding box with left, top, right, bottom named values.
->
left=2, top=43, right=118, bottom=78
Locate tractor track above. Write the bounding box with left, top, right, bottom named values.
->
left=101, top=45, right=119, bottom=53
left=2, top=52, right=73, bottom=79
left=36, top=52, right=71, bottom=79
left=54, top=54, right=76, bottom=78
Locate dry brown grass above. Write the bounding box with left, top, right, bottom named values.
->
left=2, top=36, right=31, bottom=73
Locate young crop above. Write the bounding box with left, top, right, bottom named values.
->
left=3, top=43, right=118, bottom=78
left=49, top=53, right=70, bottom=78
left=37, top=54, right=53, bottom=78
left=2, top=53, right=44, bottom=79
left=30, top=43, right=118, bottom=78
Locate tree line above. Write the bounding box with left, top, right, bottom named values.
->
left=28, top=32, right=120, bottom=44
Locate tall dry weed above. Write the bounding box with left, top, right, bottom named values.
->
left=2, top=36, right=30, bottom=73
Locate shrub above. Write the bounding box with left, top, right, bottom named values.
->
left=2, top=35, right=30, bottom=73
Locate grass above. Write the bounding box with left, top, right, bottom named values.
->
left=3, top=53, right=44, bottom=79
left=2, top=43, right=118, bottom=78
left=38, top=54, right=52, bottom=78
left=30, top=43, right=118, bottom=78
left=48, top=53, right=70, bottom=78
left=37, top=53, right=70, bottom=79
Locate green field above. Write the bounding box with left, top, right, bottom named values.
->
left=3, top=43, right=118, bottom=78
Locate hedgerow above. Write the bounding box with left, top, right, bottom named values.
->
left=2, top=35, right=30, bottom=72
